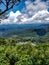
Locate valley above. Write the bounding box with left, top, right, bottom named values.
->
left=0, top=23, right=49, bottom=43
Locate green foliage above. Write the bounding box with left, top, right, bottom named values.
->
left=0, top=38, right=49, bottom=65
left=15, top=55, right=33, bottom=65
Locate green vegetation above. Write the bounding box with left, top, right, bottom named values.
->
left=0, top=25, right=49, bottom=44
left=0, top=37, right=49, bottom=65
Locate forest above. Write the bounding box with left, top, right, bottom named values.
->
left=0, top=37, right=49, bottom=65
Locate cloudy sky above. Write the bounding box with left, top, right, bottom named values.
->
left=0, top=0, right=49, bottom=24
left=0, top=0, right=49, bottom=13
left=21, top=0, right=49, bottom=17
left=9, top=0, right=49, bottom=18
left=8, top=0, right=49, bottom=13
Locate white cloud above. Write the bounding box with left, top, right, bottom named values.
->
left=8, top=9, right=49, bottom=24
left=0, top=9, right=49, bottom=24
left=45, top=18, right=49, bottom=21
left=0, top=0, right=49, bottom=24
left=9, top=10, right=21, bottom=19
left=28, top=10, right=49, bottom=21
left=22, top=0, right=48, bottom=17
left=8, top=10, right=22, bottom=23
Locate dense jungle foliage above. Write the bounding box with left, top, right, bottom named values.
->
left=0, top=37, right=49, bottom=65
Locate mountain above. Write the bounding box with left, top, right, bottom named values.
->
left=0, top=10, right=49, bottom=24
left=0, top=23, right=49, bottom=37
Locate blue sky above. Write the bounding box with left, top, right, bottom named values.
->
left=0, top=0, right=25, bottom=13
left=0, top=0, right=49, bottom=13
left=8, top=0, right=49, bottom=12
left=0, top=0, right=49, bottom=24
left=7, top=0, right=25, bottom=13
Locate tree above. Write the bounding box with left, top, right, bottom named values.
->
left=15, top=55, right=33, bottom=65
left=0, top=0, right=21, bottom=15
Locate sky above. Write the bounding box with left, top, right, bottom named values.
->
left=0, top=0, right=49, bottom=13
left=0, top=0, right=49, bottom=24
left=8, top=0, right=49, bottom=13
left=9, top=0, right=49, bottom=12
left=7, top=0, right=25, bottom=13
left=0, top=0, right=25, bottom=13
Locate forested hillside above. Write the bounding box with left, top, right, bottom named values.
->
left=0, top=37, right=49, bottom=65
left=0, top=41, right=49, bottom=65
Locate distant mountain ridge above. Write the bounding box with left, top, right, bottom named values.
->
left=0, top=23, right=49, bottom=37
